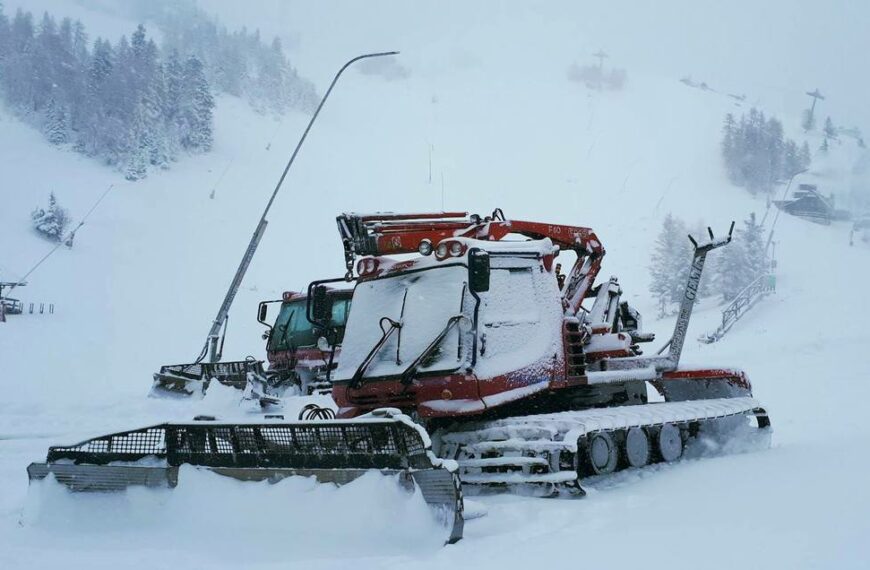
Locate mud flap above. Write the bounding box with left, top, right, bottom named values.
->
left=26, top=412, right=464, bottom=543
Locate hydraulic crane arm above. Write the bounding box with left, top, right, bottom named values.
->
left=337, top=209, right=605, bottom=315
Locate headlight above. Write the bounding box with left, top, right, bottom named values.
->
left=435, top=242, right=448, bottom=259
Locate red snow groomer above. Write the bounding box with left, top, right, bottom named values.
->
left=28, top=209, right=771, bottom=544
left=256, top=287, right=352, bottom=396
left=326, top=210, right=770, bottom=487
left=150, top=286, right=352, bottom=399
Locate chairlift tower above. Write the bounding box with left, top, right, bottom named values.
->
left=0, top=280, right=27, bottom=321
left=592, top=49, right=609, bottom=90
left=805, top=88, right=825, bottom=127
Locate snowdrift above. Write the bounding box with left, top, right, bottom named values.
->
left=20, top=469, right=448, bottom=566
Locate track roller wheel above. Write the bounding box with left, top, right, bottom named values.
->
left=623, top=427, right=651, bottom=468
left=585, top=431, right=618, bottom=475
left=656, top=423, right=683, bottom=462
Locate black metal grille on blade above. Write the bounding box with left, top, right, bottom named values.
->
left=158, top=364, right=204, bottom=380
left=46, top=426, right=168, bottom=464
left=167, top=422, right=431, bottom=470
left=157, top=360, right=264, bottom=388
left=44, top=421, right=431, bottom=471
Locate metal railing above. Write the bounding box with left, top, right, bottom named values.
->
left=701, top=273, right=775, bottom=343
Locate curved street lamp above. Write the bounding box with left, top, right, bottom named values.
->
left=197, top=51, right=400, bottom=364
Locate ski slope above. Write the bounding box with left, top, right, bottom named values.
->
left=2, top=1, right=870, bottom=568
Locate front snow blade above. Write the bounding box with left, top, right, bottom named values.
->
left=27, top=410, right=464, bottom=543
left=149, top=360, right=265, bottom=398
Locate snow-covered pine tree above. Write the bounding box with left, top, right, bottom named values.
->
left=43, top=97, right=68, bottom=145
left=133, top=0, right=317, bottom=115
left=742, top=212, right=767, bottom=277
left=88, top=38, right=113, bottom=91
left=249, top=37, right=288, bottom=114
left=131, top=32, right=170, bottom=169
left=742, top=109, right=763, bottom=192
left=125, top=110, right=149, bottom=181
left=213, top=31, right=246, bottom=97
left=782, top=140, right=801, bottom=178
left=1, top=10, right=34, bottom=108
left=0, top=4, right=309, bottom=175
left=180, top=55, right=214, bottom=151
left=125, top=141, right=148, bottom=180
left=0, top=7, right=11, bottom=77
left=649, top=213, right=690, bottom=317
left=71, top=19, right=87, bottom=64
left=799, top=141, right=812, bottom=167
left=31, top=192, right=69, bottom=241
left=76, top=37, right=113, bottom=157
left=31, top=13, right=59, bottom=112
left=764, top=117, right=784, bottom=187
left=721, top=113, right=739, bottom=184
left=722, top=109, right=811, bottom=194
left=712, top=212, right=766, bottom=302
left=162, top=50, right=184, bottom=157
left=820, top=137, right=829, bottom=153
left=713, top=238, right=746, bottom=302
left=99, top=34, right=135, bottom=166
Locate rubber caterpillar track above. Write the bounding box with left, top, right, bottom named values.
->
left=435, top=397, right=770, bottom=494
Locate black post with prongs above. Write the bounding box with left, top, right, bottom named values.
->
left=667, top=222, right=735, bottom=367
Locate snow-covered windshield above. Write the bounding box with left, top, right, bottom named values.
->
left=334, top=264, right=472, bottom=381
left=474, top=256, right=564, bottom=378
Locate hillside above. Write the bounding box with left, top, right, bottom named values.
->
left=1, top=2, right=870, bottom=568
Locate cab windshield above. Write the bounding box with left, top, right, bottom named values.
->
left=333, top=264, right=473, bottom=382
left=268, top=297, right=351, bottom=352
left=333, top=255, right=563, bottom=383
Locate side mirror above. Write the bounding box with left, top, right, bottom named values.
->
left=468, top=248, right=490, bottom=293
left=257, top=302, right=268, bottom=324
left=311, top=285, right=331, bottom=324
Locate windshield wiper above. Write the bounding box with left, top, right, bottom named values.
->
left=272, top=310, right=296, bottom=352
left=399, top=315, right=465, bottom=386
left=350, top=317, right=402, bottom=388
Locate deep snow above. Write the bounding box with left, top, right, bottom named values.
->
left=2, top=1, right=870, bottom=569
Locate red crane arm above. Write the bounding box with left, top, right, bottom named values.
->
left=337, top=210, right=605, bottom=314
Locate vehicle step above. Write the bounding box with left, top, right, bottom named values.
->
left=464, top=439, right=576, bottom=454
left=458, top=456, right=549, bottom=469
left=460, top=470, right=578, bottom=485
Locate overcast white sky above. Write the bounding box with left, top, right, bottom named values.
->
left=190, top=0, right=869, bottom=129
left=4, top=0, right=867, bottom=132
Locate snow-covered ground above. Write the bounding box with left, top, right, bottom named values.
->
left=2, top=1, right=870, bottom=568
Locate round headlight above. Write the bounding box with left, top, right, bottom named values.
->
left=356, top=259, right=367, bottom=274
left=418, top=239, right=433, bottom=256
left=449, top=241, right=464, bottom=257
left=435, top=243, right=448, bottom=259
